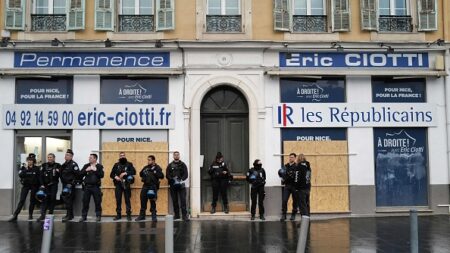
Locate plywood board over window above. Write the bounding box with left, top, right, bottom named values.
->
left=283, top=140, right=350, bottom=213
left=101, top=142, right=169, bottom=216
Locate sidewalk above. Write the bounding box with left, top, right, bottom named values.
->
left=0, top=215, right=449, bottom=252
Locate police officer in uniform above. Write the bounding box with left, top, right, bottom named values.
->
left=60, top=149, right=80, bottom=222
left=9, top=154, right=40, bottom=222
left=110, top=152, right=136, bottom=221
left=166, top=151, right=189, bottom=221
left=246, top=159, right=266, bottom=220
left=208, top=152, right=231, bottom=214
left=37, top=153, right=61, bottom=221
left=297, top=154, right=311, bottom=216
left=79, top=153, right=104, bottom=222
left=136, top=155, right=164, bottom=222
left=280, top=153, right=300, bottom=221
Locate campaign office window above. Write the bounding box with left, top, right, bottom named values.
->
left=371, top=77, right=426, bottom=103
left=361, top=0, right=437, bottom=32
left=206, top=0, right=242, bottom=32
left=30, top=0, right=85, bottom=31
left=15, top=78, right=74, bottom=104
left=94, top=0, right=175, bottom=32
left=274, top=0, right=350, bottom=33
left=100, top=78, right=168, bottom=104
left=280, top=77, right=346, bottom=103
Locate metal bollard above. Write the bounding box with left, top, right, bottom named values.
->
left=296, top=215, right=310, bottom=253
left=410, top=209, right=418, bottom=253
left=165, top=215, right=174, bottom=253
left=41, top=214, right=54, bottom=253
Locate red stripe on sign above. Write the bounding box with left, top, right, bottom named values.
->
left=282, top=104, right=286, bottom=126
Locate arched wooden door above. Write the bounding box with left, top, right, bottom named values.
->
left=200, top=86, right=249, bottom=212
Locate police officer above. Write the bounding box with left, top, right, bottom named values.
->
left=280, top=153, right=300, bottom=221
left=110, top=152, right=136, bottom=221
left=208, top=152, right=231, bottom=214
left=79, top=153, right=104, bottom=222
left=246, top=159, right=266, bottom=220
left=60, top=149, right=80, bottom=222
left=37, top=153, right=61, bottom=222
left=166, top=151, right=189, bottom=221
left=8, top=154, right=40, bottom=222
left=297, top=154, right=311, bottom=216
left=136, top=155, right=164, bottom=222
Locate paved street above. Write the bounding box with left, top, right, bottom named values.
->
left=0, top=215, right=449, bottom=252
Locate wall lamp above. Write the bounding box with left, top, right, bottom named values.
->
left=51, top=38, right=64, bottom=47
left=331, top=42, right=344, bottom=52
left=104, top=38, right=113, bottom=47
left=427, top=38, right=445, bottom=47
left=1, top=37, right=15, bottom=47
left=155, top=40, right=163, bottom=48
left=379, top=43, right=394, bottom=53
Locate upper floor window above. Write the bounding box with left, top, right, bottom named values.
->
left=31, top=0, right=85, bottom=31
left=206, top=0, right=242, bottom=33
left=361, top=0, right=437, bottom=32
left=4, top=0, right=84, bottom=31
left=274, top=0, right=350, bottom=33
left=95, top=0, right=174, bottom=32
left=119, top=0, right=154, bottom=32
left=5, top=0, right=25, bottom=30
left=378, top=0, right=411, bottom=32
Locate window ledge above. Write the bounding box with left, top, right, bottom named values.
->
left=17, top=31, right=76, bottom=41
left=284, top=32, right=339, bottom=42
left=106, top=32, right=164, bottom=40
left=370, top=32, right=426, bottom=42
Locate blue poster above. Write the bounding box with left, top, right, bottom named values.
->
left=281, top=128, right=347, bottom=141
left=372, top=78, right=426, bottom=103
left=280, top=52, right=429, bottom=68
left=374, top=128, right=428, bottom=207
left=16, top=78, right=73, bottom=104
left=14, top=52, right=170, bottom=68
left=280, top=78, right=345, bottom=103
left=101, top=78, right=168, bottom=104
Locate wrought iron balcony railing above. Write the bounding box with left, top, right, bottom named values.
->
left=31, top=14, right=66, bottom=31
left=292, top=15, right=327, bottom=32
left=379, top=15, right=413, bottom=32
left=206, top=15, right=242, bottom=32
left=119, top=15, right=154, bottom=32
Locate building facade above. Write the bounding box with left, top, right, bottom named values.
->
left=0, top=0, right=449, bottom=217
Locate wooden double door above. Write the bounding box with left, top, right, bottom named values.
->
left=200, top=86, right=249, bottom=212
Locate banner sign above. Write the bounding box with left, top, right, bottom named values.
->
left=273, top=103, right=436, bottom=128
left=372, top=79, right=426, bottom=103
left=101, top=130, right=168, bottom=143
left=281, top=128, right=347, bottom=141
left=2, top=104, right=175, bottom=129
left=14, top=52, right=170, bottom=68
left=16, top=79, right=73, bottom=104
left=101, top=78, right=168, bottom=104
left=374, top=128, right=428, bottom=206
left=280, top=52, right=429, bottom=68
left=280, top=78, right=345, bottom=103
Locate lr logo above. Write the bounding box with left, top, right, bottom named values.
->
left=277, top=104, right=294, bottom=126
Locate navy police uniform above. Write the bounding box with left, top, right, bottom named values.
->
left=166, top=160, right=189, bottom=220
left=110, top=158, right=136, bottom=219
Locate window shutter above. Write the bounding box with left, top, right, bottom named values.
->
left=273, top=0, right=290, bottom=31
left=95, top=0, right=114, bottom=31
left=156, top=0, right=175, bottom=31
left=5, top=0, right=25, bottom=30
left=360, top=0, right=378, bottom=31
left=418, top=0, right=437, bottom=31
left=332, top=0, right=350, bottom=32
left=68, top=0, right=85, bottom=30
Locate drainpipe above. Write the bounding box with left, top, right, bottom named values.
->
left=445, top=48, right=450, bottom=206
left=176, top=41, right=195, bottom=216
